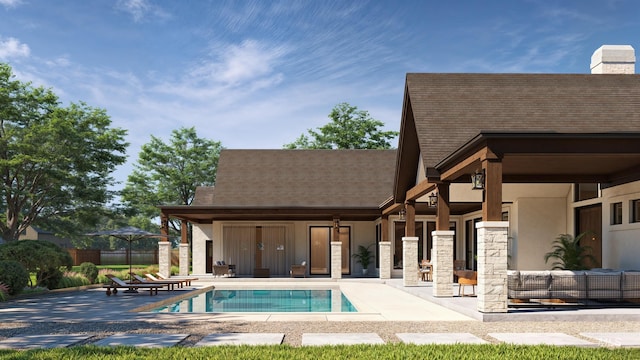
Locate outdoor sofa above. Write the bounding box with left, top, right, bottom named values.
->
left=507, top=269, right=640, bottom=303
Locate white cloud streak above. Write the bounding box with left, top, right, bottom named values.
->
left=115, top=0, right=170, bottom=23
left=0, top=0, right=21, bottom=8
left=0, top=36, right=30, bottom=59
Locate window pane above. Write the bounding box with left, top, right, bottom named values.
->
left=611, top=202, right=622, bottom=225
left=632, top=200, right=640, bottom=223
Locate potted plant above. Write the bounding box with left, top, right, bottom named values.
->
left=352, top=244, right=374, bottom=276
left=544, top=232, right=598, bottom=270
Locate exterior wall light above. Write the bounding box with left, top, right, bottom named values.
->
left=399, top=207, right=406, bottom=220
left=428, top=192, right=438, bottom=207
left=471, top=169, right=485, bottom=190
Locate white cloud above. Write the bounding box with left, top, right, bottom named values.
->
left=0, top=36, right=30, bottom=60
left=0, top=0, right=22, bottom=8
left=116, top=0, right=170, bottom=22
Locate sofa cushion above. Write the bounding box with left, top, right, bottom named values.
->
left=549, top=270, right=587, bottom=299
left=623, top=271, right=640, bottom=299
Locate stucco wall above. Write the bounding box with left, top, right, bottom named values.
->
left=514, top=197, right=568, bottom=270
left=601, top=180, right=640, bottom=269
left=192, top=223, right=213, bottom=275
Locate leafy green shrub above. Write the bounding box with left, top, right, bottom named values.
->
left=0, top=240, right=72, bottom=288
left=38, top=268, right=64, bottom=290
left=57, top=271, right=91, bottom=288
left=0, top=260, right=29, bottom=295
left=170, top=265, right=179, bottom=275
left=79, top=262, right=98, bottom=283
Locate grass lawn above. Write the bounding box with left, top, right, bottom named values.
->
left=0, top=344, right=637, bottom=359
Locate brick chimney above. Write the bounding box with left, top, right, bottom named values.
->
left=590, top=45, right=635, bottom=74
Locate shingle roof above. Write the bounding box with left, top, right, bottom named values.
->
left=405, top=73, right=640, bottom=168
left=201, top=149, right=396, bottom=208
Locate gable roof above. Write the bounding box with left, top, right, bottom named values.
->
left=395, top=73, right=640, bottom=200
left=202, top=149, right=396, bottom=208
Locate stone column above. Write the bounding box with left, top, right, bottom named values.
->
left=379, top=241, right=391, bottom=279
left=158, top=241, right=172, bottom=277
left=402, top=237, right=419, bottom=286
left=179, top=243, right=189, bottom=276
left=331, top=241, right=342, bottom=279
left=432, top=230, right=454, bottom=297
left=476, top=221, right=509, bottom=313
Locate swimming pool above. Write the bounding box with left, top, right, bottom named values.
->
left=151, top=289, right=358, bottom=313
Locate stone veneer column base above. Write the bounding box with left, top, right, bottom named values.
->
left=476, top=221, right=509, bottom=313
left=402, top=237, right=419, bottom=286
left=378, top=241, right=391, bottom=279
left=179, top=243, right=189, bottom=276
left=432, top=230, right=454, bottom=297
left=331, top=241, right=342, bottom=279
left=158, top=241, right=172, bottom=277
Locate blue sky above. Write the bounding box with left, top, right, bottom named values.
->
left=0, top=0, right=638, bottom=190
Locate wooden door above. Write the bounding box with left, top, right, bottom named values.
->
left=576, top=204, right=602, bottom=268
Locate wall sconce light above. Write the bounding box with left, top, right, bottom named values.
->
left=398, top=207, right=406, bottom=220
left=333, top=219, right=339, bottom=230
left=471, top=169, right=485, bottom=190
left=428, top=192, right=438, bottom=208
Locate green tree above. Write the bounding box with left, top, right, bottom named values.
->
left=544, top=233, right=598, bottom=270
left=0, top=240, right=73, bottom=288
left=284, top=102, right=398, bottom=149
left=0, top=63, right=128, bottom=242
left=121, top=127, right=223, bottom=235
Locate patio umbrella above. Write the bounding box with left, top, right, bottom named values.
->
left=86, top=226, right=168, bottom=293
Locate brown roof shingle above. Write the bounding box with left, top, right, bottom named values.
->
left=406, top=73, right=640, bottom=168
left=204, top=149, right=396, bottom=208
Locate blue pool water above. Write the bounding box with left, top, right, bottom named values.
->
left=152, top=289, right=358, bottom=313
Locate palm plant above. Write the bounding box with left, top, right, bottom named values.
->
left=544, top=232, right=598, bottom=270
left=352, top=244, right=374, bottom=275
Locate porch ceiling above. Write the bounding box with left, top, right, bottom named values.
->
left=437, top=133, right=640, bottom=186
left=159, top=206, right=383, bottom=223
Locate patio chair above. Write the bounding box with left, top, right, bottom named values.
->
left=456, top=270, right=478, bottom=297
left=155, top=273, right=198, bottom=286
left=213, top=261, right=235, bottom=277
left=103, top=274, right=163, bottom=296
left=290, top=261, right=306, bottom=278
left=128, top=273, right=180, bottom=290
left=419, top=259, right=432, bottom=281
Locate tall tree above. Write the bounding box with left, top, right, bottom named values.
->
left=284, top=102, right=399, bottom=149
left=121, top=127, right=223, bottom=234
left=0, top=63, right=128, bottom=242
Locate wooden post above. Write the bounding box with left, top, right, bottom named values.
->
left=482, top=160, right=503, bottom=221
left=405, top=200, right=415, bottom=237
left=435, top=183, right=450, bottom=231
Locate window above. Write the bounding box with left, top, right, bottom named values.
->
left=631, top=200, right=640, bottom=223
left=575, top=183, right=599, bottom=201
left=611, top=202, right=623, bottom=225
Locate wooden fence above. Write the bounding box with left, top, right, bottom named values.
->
left=67, top=249, right=159, bottom=266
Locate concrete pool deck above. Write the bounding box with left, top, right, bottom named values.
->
left=1, top=277, right=640, bottom=348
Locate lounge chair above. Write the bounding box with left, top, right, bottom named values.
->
left=290, top=261, right=306, bottom=278
left=155, top=273, right=198, bottom=286
left=103, top=274, right=163, bottom=296
left=128, top=274, right=180, bottom=290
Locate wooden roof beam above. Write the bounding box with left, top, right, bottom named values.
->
left=439, top=147, right=499, bottom=182
left=406, top=179, right=437, bottom=201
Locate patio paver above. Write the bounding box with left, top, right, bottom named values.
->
left=580, top=332, right=640, bottom=347
left=0, top=334, right=92, bottom=349
left=195, top=333, right=284, bottom=346
left=396, top=332, right=488, bottom=344
left=488, top=332, right=597, bottom=346
left=301, top=333, right=385, bottom=346
left=92, top=333, right=189, bottom=348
